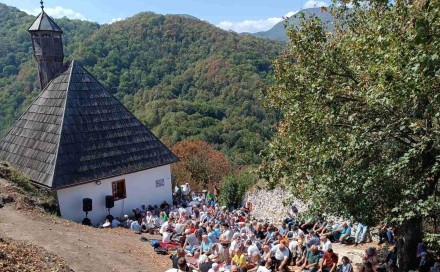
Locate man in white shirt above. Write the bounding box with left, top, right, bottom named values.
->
left=320, top=235, right=332, bottom=251
left=270, top=243, right=290, bottom=271
left=208, top=262, right=219, bottom=272
left=160, top=220, right=170, bottom=235
left=250, top=252, right=270, bottom=272
left=229, top=233, right=242, bottom=255
left=245, top=239, right=260, bottom=257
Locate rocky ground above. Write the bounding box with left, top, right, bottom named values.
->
left=0, top=236, right=72, bottom=272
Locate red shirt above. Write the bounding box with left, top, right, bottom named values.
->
left=322, top=251, right=338, bottom=267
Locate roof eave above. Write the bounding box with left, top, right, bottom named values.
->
left=53, top=160, right=178, bottom=190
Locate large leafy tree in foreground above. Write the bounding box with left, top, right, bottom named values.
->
left=261, top=0, right=440, bottom=268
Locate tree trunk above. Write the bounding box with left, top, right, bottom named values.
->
left=397, top=217, right=423, bottom=271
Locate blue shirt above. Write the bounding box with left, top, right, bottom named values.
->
left=208, top=231, right=218, bottom=243
left=201, top=239, right=212, bottom=253
left=341, top=225, right=351, bottom=235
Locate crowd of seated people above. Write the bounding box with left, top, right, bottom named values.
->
left=97, top=190, right=438, bottom=272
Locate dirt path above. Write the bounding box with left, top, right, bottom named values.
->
left=0, top=205, right=170, bottom=272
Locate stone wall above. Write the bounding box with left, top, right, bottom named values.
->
left=244, top=188, right=306, bottom=223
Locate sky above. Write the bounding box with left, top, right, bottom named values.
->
left=0, top=0, right=331, bottom=33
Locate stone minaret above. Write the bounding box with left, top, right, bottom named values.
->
left=28, top=1, right=64, bottom=91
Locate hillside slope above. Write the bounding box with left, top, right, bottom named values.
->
left=0, top=176, right=168, bottom=272
left=254, top=8, right=334, bottom=42
left=0, top=4, right=282, bottom=164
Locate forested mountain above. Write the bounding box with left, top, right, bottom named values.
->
left=0, top=3, right=283, bottom=165
left=254, top=8, right=334, bottom=42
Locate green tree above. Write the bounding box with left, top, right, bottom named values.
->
left=220, top=170, right=256, bottom=209
left=261, top=0, right=440, bottom=269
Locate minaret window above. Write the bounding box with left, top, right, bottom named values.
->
left=42, top=33, right=51, bottom=38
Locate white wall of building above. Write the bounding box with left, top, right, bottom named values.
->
left=57, top=165, right=173, bottom=226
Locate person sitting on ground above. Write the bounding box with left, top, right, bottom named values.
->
left=130, top=219, right=142, bottom=233
left=166, top=256, right=191, bottom=272
left=201, top=234, right=213, bottom=255
left=360, top=262, right=375, bottom=272
left=246, top=239, right=260, bottom=257
left=300, top=245, right=320, bottom=272
left=383, top=246, right=398, bottom=272
left=337, top=256, right=353, bottom=272
left=278, top=222, right=289, bottom=236
left=208, top=262, right=219, bottom=272
left=160, top=211, right=169, bottom=223
left=230, top=265, right=239, bottom=272
left=269, top=242, right=290, bottom=271
left=243, top=200, right=253, bottom=215
left=207, top=226, right=218, bottom=243
left=362, top=247, right=378, bottom=270
left=111, top=217, right=121, bottom=228
left=219, top=223, right=233, bottom=246
left=122, top=214, right=131, bottom=228
left=160, top=219, right=171, bottom=235
left=208, top=243, right=225, bottom=263
left=293, top=239, right=307, bottom=266
left=248, top=252, right=270, bottom=272
left=196, top=254, right=214, bottom=272
left=289, top=224, right=305, bottom=240
left=318, top=248, right=338, bottom=272
left=306, top=230, right=321, bottom=249
left=230, top=233, right=243, bottom=256
left=102, top=218, right=111, bottom=228
left=133, top=208, right=142, bottom=222
left=163, top=227, right=175, bottom=244
left=184, top=229, right=202, bottom=256
left=320, top=235, right=332, bottom=251
left=300, top=216, right=316, bottom=232
left=260, top=244, right=271, bottom=267
left=378, top=223, right=393, bottom=245
left=313, top=215, right=327, bottom=234
left=231, top=248, right=247, bottom=270
left=170, top=248, right=186, bottom=269
left=334, top=222, right=351, bottom=243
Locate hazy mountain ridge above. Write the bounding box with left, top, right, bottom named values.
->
left=254, top=8, right=335, bottom=42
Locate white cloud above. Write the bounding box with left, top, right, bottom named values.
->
left=284, top=10, right=299, bottom=18
left=216, top=17, right=283, bottom=33
left=302, top=0, right=330, bottom=9
left=22, top=6, right=88, bottom=21
left=109, top=17, right=125, bottom=24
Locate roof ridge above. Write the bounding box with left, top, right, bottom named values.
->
left=51, top=61, right=74, bottom=189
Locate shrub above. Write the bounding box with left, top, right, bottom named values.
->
left=219, top=170, right=256, bottom=209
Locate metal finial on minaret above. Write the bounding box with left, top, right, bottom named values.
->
left=40, top=0, right=44, bottom=11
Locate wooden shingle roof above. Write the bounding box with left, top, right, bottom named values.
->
left=0, top=61, right=178, bottom=189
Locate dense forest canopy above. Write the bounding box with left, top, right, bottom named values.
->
left=0, top=3, right=282, bottom=165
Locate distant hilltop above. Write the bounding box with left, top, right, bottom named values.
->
left=253, top=7, right=335, bottom=42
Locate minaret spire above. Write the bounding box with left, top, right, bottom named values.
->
left=28, top=1, right=64, bottom=91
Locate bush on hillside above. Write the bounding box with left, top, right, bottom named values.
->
left=219, top=170, right=256, bottom=209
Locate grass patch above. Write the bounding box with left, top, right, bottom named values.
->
left=0, top=162, right=58, bottom=213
